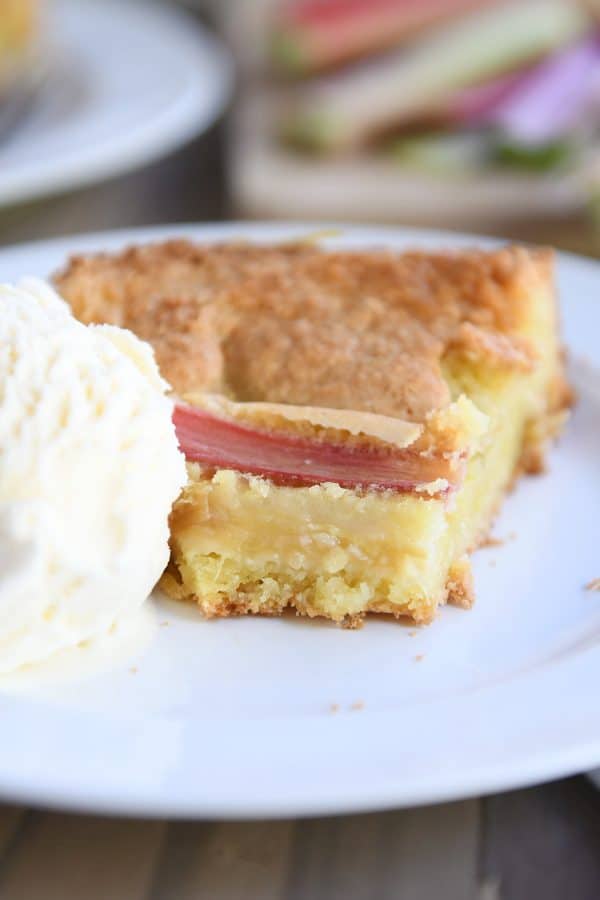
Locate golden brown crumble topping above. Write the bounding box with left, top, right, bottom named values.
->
left=54, top=240, right=553, bottom=422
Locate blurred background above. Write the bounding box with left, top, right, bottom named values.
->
left=2, top=0, right=600, bottom=253
left=223, top=0, right=600, bottom=248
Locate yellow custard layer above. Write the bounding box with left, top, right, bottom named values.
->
left=164, top=381, right=533, bottom=623
left=161, top=277, right=567, bottom=625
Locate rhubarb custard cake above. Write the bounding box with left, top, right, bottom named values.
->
left=55, top=240, right=571, bottom=625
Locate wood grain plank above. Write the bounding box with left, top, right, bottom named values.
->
left=481, top=776, right=600, bottom=900
left=149, top=820, right=295, bottom=900
left=0, top=811, right=166, bottom=900
left=0, top=806, right=26, bottom=859
left=0, top=125, right=228, bottom=248
left=286, top=800, right=481, bottom=900
left=478, top=879, right=501, bottom=900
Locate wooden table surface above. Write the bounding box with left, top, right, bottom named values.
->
left=0, top=103, right=598, bottom=900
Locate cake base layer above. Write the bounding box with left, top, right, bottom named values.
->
left=161, top=380, right=560, bottom=625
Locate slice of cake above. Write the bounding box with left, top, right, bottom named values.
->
left=55, top=240, right=571, bottom=625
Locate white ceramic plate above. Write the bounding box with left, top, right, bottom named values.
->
left=0, top=0, right=232, bottom=207
left=0, top=222, right=598, bottom=820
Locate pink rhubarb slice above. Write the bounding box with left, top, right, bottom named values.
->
left=271, top=0, right=493, bottom=74
left=174, top=402, right=459, bottom=494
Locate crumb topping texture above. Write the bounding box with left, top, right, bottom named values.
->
left=54, top=240, right=552, bottom=423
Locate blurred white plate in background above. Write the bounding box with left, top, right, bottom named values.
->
left=0, top=222, right=598, bottom=819
left=0, top=0, right=233, bottom=208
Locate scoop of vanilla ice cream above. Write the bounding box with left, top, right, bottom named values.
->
left=0, top=278, right=187, bottom=672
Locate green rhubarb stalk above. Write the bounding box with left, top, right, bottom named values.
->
left=282, top=0, right=589, bottom=152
